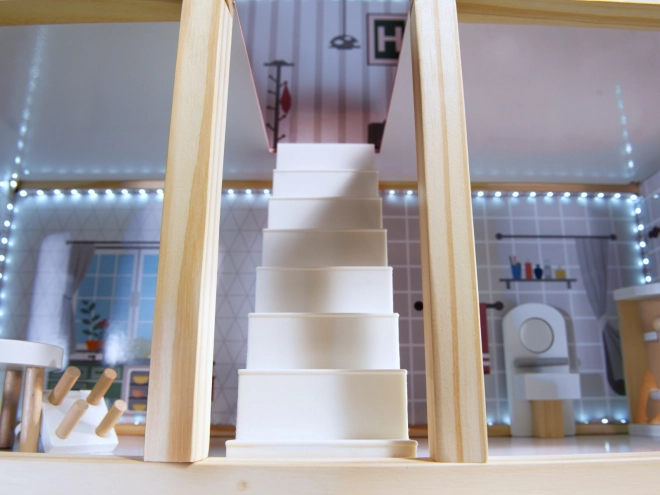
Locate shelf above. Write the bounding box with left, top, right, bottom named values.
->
left=499, top=278, right=577, bottom=290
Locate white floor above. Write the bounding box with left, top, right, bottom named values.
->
left=112, top=434, right=660, bottom=459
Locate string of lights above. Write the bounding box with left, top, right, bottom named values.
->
left=472, top=189, right=650, bottom=286
left=0, top=186, right=646, bottom=426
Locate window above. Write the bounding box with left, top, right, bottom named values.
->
left=75, top=249, right=159, bottom=355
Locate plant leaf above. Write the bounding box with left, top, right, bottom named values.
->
left=89, top=302, right=96, bottom=311
left=82, top=319, right=91, bottom=324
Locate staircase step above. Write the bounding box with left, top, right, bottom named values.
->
left=277, top=143, right=375, bottom=171
left=272, top=170, right=379, bottom=198
left=268, top=198, right=382, bottom=230
left=233, top=370, right=409, bottom=441
left=246, top=313, right=400, bottom=369
left=255, top=267, right=393, bottom=313
left=262, top=229, right=387, bottom=267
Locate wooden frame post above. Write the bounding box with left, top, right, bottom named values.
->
left=144, top=0, right=233, bottom=463
left=410, top=0, right=488, bottom=463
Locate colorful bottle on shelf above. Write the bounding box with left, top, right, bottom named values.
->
left=524, top=262, right=533, bottom=280
left=534, top=264, right=543, bottom=280
left=543, top=260, right=553, bottom=279
left=555, top=267, right=566, bottom=280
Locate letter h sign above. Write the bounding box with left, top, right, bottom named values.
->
left=367, top=14, right=406, bottom=66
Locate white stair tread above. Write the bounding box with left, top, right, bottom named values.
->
left=255, top=267, right=393, bottom=313
left=247, top=313, right=400, bottom=370
left=268, top=198, right=382, bottom=230
left=272, top=170, right=379, bottom=198
left=225, top=439, right=417, bottom=458
left=262, top=229, right=387, bottom=267
left=233, top=370, right=410, bottom=441
left=277, top=143, right=375, bottom=171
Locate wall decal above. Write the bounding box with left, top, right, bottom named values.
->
left=367, top=14, right=406, bottom=65
left=330, top=0, right=360, bottom=50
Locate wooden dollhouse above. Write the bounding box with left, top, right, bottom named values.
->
left=2, top=0, right=660, bottom=492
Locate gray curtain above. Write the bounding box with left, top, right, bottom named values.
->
left=575, top=238, right=625, bottom=395
left=26, top=233, right=94, bottom=368
left=61, top=243, right=95, bottom=357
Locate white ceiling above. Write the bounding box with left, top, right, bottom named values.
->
left=1, top=15, right=660, bottom=184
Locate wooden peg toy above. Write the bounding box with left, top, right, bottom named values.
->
left=95, top=400, right=127, bottom=438
left=48, top=367, right=81, bottom=406
left=40, top=369, right=122, bottom=454
left=86, top=368, right=117, bottom=406
left=55, top=400, right=88, bottom=440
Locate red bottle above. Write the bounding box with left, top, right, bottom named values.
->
left=524, top=262, right=533, bottom=279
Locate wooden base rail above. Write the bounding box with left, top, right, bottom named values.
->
left=2, top=451, right=660, bottom=495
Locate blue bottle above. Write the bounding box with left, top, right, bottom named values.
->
left=534, top=264, right=543, bottom=280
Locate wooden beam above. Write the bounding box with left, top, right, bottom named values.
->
left=410, top=0, right=488, bottom=463
left=3, top=0, right=660, bottom=28
left=4, top=452, right=660, bottom=494
left=3, top=0, right=660, bottom=29
left=0, top=0, right=182, bottom=26
left=456, top=0, right=660, bottom=30
left=143, top=0, right=233, bottom=463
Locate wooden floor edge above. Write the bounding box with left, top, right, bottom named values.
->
left=2, top=441, right=659, bottom=495
left=1, top=449, right=659, bottom=465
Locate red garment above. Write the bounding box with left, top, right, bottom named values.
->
left=280, top=82, right=292, bottom=114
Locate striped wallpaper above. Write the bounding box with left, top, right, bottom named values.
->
left=236, top=0, right=409, bottom=145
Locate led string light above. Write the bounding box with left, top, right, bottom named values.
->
left=5, top=186, right=642, bottom=427
left=615, top=85, right=635, bottom=171
left=471, top=190, right=630, bottom=200
left=631, top=196, right=652, bottom=284
left=472, top=190, right=651, bottom=284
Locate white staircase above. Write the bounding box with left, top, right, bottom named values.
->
left=225, top=143, right=417, bottom=458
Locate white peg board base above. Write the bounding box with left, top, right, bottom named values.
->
left=40, top=390, right=118, bottom=454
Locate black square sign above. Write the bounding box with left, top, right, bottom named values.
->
left=367, top=14, right=407, bottom=65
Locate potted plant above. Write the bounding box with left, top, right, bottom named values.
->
left=80, top=300, right=109, bottom=351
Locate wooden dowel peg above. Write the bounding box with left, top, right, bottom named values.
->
left=48, top=367, right=81, bottom=406
left=55, top=400, right=88, bottom=439
left=19, top=366, right=44, bottom=452
left=86, top=369, right=117, bottom=406
left=95, top=400, right=127, bottom=438
left=0, top=369, right=22, bottom=448
left=531, top=400, right=565, bottom=439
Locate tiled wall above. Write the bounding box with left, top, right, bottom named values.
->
left=641, top=168, right=660, bottom=281
left=3, top=189, right=641, bottom=425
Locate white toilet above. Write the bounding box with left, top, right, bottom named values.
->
left=502, top=303, right=581, bottom=437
